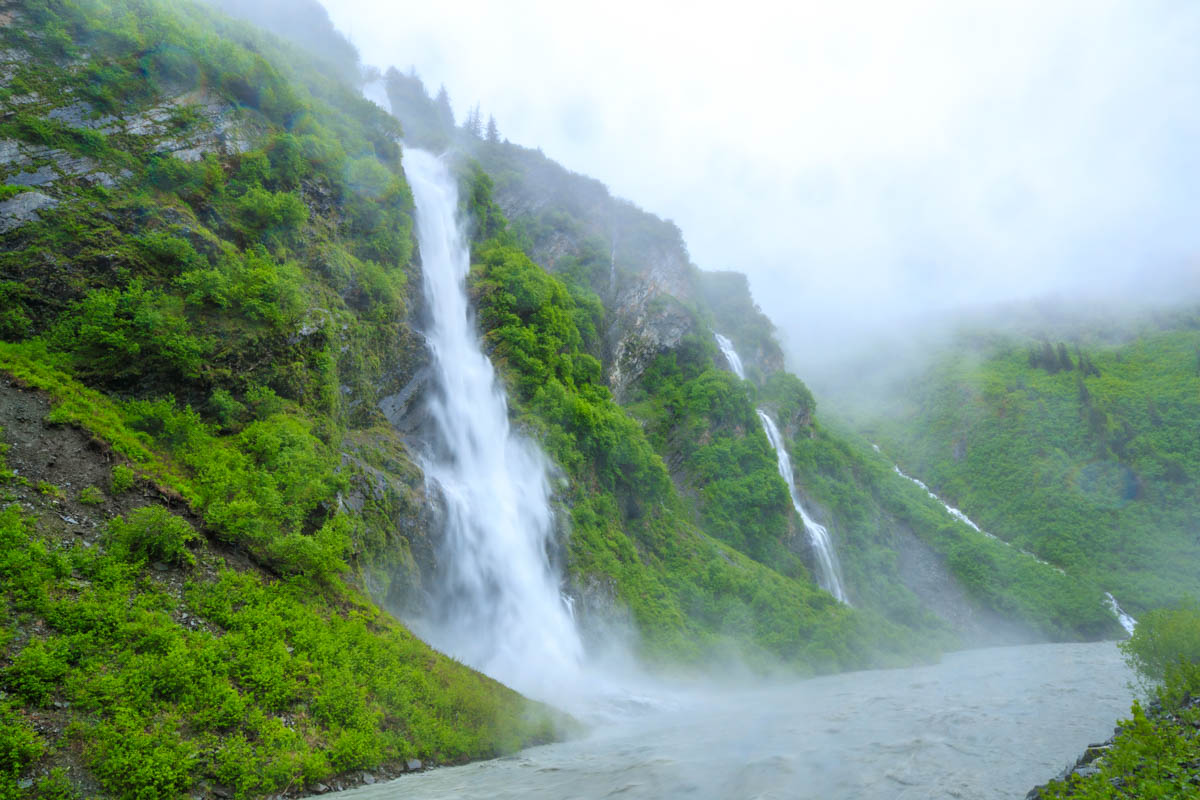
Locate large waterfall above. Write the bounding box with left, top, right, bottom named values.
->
left=714, top=334, right=849, bottom=603
left=403, top=149, right=584, bottom=700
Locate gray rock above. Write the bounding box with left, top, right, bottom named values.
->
left=0, top=191, right=58, bottom=234
left=0, top=138, right=27, bottom=167
left=363, top=773, right=376, bottom=785
left=406, top=759, right=422, bottom=771
left=47, top=101, right=119, bottom=131
left=7, top=165, right=57, bottom=186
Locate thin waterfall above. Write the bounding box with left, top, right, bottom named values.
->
left=1105, top=593, right=1137, bottom=635
left=872, top=443, right=1065, bottom=574
left=714, top=333, right=849, bottom=603
left=403, top=149, right=584, bottom=700
left=758, top=411, right=850, bottom=603
left=871, top=445, right=1137, bottom=635
left=714, top=333, right=746, bottom=380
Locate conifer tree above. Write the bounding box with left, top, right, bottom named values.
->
left=434, top=84, right=455, bottom=131
left=463, top=103, right=483, bottom=138
left=486, top=114, right=500, bottom=143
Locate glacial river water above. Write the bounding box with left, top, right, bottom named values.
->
left=330, top=641, right=1134, bottom=800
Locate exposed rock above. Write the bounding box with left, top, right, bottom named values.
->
left=47, top=101, right=119, bottom=130
left=405, top=759, right=422, bottom=772
left=7, top=165, right=57, bottom=186
left=606, top=286, right=697, bottom=401
left=0, top=138, right=28, bottom=167
left=0, top=191, right=58, bottom=233
left=379, top=366, right=431, bottom=437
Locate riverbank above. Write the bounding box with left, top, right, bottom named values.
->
left=1026, top=695, right=1200, bottom=798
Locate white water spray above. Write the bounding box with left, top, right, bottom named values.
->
left=403, top=149, right=583, bottom=700
left=714, top=333, right=745, bottom=380
left=758, top=411, right=850, bottom=603
left=714, top=333, right=849, bottom=603
left=1105, top=592, right=1137, bottom=635
left=871, top=444, right=1066, bottom=574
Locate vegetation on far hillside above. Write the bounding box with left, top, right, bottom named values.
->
left=854, top=321, right=1200, bottom=617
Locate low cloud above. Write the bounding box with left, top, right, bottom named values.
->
left=323, top=0, right=1200, bottom=380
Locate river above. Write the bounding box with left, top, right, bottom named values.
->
left=329, top=641, right=1133, bottom=800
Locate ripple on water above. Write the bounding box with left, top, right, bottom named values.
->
left=325, top=642, right=1134, bottom=800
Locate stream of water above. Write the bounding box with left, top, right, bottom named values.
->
left=715, top=333, right=849, bottom=602
left=331, top=641, right=1133, bottom=800
left=403, top=149, right=584, bottom=703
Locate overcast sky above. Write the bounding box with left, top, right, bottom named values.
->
left=322, top=0, right=1200, bottom=377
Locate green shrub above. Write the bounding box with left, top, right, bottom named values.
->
left=4, top=639, right=69, bottom=707
left=78, top=486, right=105, bottom=505
left=1120, top=604, right=1200, bottom=705
left=0, top=702, right=43, bottom=778
left=36, top=481, right=64, bottom=500
left=110, top=464, right=136, bottom=494
left=107, top=507, right=198, bottom=567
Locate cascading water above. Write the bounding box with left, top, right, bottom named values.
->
left=873, top=444, right=1065, bottom=573
left=713, top=334, right=849, bottom=603
left=1105, top=592, right=1137, bottom=635
left=714, top=333, right=746, bottom=380
left=758, top=411, right=850, bottom=603
left=871, top=445, right=1137, bottom=635
left=403, top=149, right=583, bottom=700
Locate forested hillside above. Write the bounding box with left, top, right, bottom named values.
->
left=0, top=1, right=560, bottom=796
left=383, top=69, right=1124, bottom=647
left=840, top=310, right=1200, bottom=618
left=0, top=0, right=1150, bottom=797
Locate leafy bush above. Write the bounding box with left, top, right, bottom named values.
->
left=109, top=464, right=135, bottom=494
left=0, top=702, right=43, bottom=785
left=4, top=639, right=70, bottom=707
left=78, top=486, right=104, bottom=505
left=50, top=281, right=211, bottom=385
left=1121, top=604, right=1200, bottom=704
left=107, top=507, right=198, bottom=567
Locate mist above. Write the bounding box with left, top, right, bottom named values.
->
left=321, top=0, right=1199, bottom=386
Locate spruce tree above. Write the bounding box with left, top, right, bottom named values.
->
left=434, top=85, right=455, bottom=131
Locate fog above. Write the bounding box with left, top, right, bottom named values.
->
left=321, top=0, right=1199, bottom=385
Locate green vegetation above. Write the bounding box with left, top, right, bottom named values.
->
left=852, top=320, right=1200, bottom=617
left=465, top=204, right=937, bottom=669
left=109, top=464, right=135, bottom=494
left=0, top=497, right=556, bottom=799
left=76, top=485, right=104, bottom=505
left=1036, top=606, right=1200, bottom=798
left=0, top=0, right=556, bottom=795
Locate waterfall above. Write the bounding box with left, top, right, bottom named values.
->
left=403, top=149, right=584, bottom=700
left=1105, top=592, right=1137, bottom=635
left=872, top=444, right=1066, bottom=575
left=713, top=333, right=848, bottom=602
left=714, top=333, right=746, bottom=380
left=758, top=411, right=850, bottom=603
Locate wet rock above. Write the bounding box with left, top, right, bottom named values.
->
left=406, top=759, right=422, bottom=771
left=362, top=773, right=376, bottom=785
left=7, top=165, right=56, bottom=187
left=0, top=138, right=26, bottom=167
left=0, top=191, right=58, bottom=233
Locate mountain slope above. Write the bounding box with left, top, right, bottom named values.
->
left=0, top=1, right=562, bottom=796
left=841, top=312, right=1200, bottom=618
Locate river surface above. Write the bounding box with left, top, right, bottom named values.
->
left=330, top=642, right=1133, bottom=800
